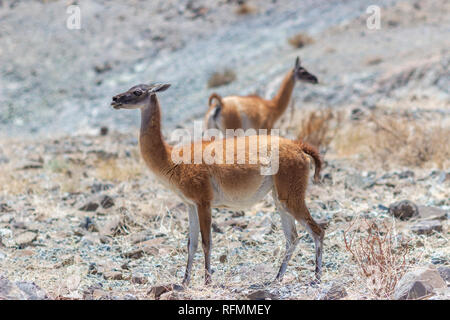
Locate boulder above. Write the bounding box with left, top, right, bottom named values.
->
left=417, top=206, right=447, bottom=221
left=247, top=289, right=278, bottom=300
left=394, top=266, right=446, bottom=300
left=410, top=220, right=442, bottom=235
left=318, top=283, right=348, bottom=300
left=389, top=200, right=419, bottom=220
left=437, top=266, right=450, bottom=283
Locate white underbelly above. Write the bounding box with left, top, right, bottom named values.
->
left=210, top=175, right=273, bottom=209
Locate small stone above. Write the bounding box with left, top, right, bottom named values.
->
left=410, top=220, right=442, bottom=235
left=100, top=126, right=109, bottom=136
left=318, top=283, right=348, bottom=300
left=79, top=202, right=99, bottom=212
left=219, top=254, right=227, bottom=263
left=0, top=203, right=13, bottom=213
left=149, top=284, right=183, bottom=299
left=14, top=231, right=37, bottom=248
left=131, top=274, right=148, bottom=284
left=394, top=266, right=446, bottom=300
left=437, top=266, right=450, bottom=283
left=417, top=206, right=447, bottom=221
left=100, top=195, right=114, bottom=209
left=103, top=270, right=123, bottom=280
left=247, top=289, right=278, bottom=300
left=389, top=200, right=419, bottom=220
left=79, top=217, right=98, bottom=232
left=15, top=281, right=48, bottom=300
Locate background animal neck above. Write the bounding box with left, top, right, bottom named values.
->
left=271, top=69, right=295, bottom=120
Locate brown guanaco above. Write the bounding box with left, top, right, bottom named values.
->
left=204, top=57, right=318, bottom=133
left=111, top=83, right=324, bottom=286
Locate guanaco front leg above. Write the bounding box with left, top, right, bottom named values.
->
left=197, top=203, right=212, bottom=285
left=182, top=205, right=200, bottom=286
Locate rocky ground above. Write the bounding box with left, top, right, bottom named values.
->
left=0, top=0, right=449, bottom=300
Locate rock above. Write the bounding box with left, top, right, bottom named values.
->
left=131, top=273, right=148, bottom=284
left=103, top=270, right=123, bottom=280
left=417, top=206, right=447, bottom=221
left=79, top=217, right=98, bottom=232
left=79, top=202, right=99, bottom=212
left=437, top=266, right=450, bottom=283
left=55, top=254, right=75, bottom=268
left=16, top=160, right=43, bottom=170
left=15, top=281, right=48, bottom=300
left=150, top=284, right=183, bottom=299
left=219, top=254, right=227, bottom=263
left=100, top=126, right=109, bottom=136
left=247, top=289, right=278, bottom=300
left=318, top=283, right=348, bottom=300
left=0, top=203, right=13, bottom=213
left=410, top=220, right=442, bottom=235
left=14, top=231, right=37, bottom=248
left=394, top=266, right=446, bottom=300
left=100, top=195, right=114, bottom=209
left=344, top=173, right=375, bottom=190
left=389, top=200, right=419, bottom=220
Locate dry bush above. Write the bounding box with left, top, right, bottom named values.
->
left=296, top=108, right=343, bottom=152
left=334, top=111, right=450, bottom=169
left=208, top=69, right=236, bottom=88
left=288, top=32, right=314, bottom=48
left=344, top=219, right=412, bottom=299
left=94, top=158, right=142, bottom=182
left=235, top=3, right=257, bottom=15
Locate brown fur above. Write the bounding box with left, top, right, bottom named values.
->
left=112, top=85, right=324, bottom=286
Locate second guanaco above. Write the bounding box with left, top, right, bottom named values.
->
left=204, top=57, right=318, bottom=133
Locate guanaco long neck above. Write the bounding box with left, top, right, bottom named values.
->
left=139, top=95, right=173, bottom=176
left=270, top=69, right=295, bottom=121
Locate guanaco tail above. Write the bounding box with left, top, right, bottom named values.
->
left=111, top=83, right=324, bottom=286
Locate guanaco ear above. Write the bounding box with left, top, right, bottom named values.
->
left=295, top=56, right=301, bottom=68
left=148, top=83, right=171, bottom=94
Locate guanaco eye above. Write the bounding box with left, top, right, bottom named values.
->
left=133, top=90, right=142, bottom=96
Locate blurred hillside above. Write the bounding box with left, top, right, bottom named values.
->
left=0, top=0, right=448, bottom=137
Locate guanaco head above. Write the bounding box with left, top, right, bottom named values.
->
left=111, top=83, right=171, bottom=109
left=294, top=57, right=318, bottom=84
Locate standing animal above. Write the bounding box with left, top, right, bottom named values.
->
left=111, top=83, right=324, bottom=286
left=204, top=57, right=318, bottom=133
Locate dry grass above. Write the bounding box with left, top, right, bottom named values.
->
left=207, top=69, right=236, bottom=88
left=343, top=218, right=412, bottom=299
left=288, top=32, right=314, bottom=48
left=333, top=110, right=450, bottom=169
left=295, top=108, right=343, bottom=152
left=235, top=3, right=257, bottom=15
left=94, top=158, right=142, bottom=182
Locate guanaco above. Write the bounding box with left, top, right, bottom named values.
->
left=111, top=83, right=324, bottom=286
left=205, top=57, right=318, bottom=133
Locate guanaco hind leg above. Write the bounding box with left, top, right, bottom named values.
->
left=182, top=205, right=200, bottom=286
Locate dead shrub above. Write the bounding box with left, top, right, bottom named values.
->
left=208, top=69, right=236, bottom=88
left=235, top=2, right=257, bottom=15
left=296, top=108, right=343, bottom=152
left=288, top=32, right=314, bottom=48
left=334, top=110, right=450, bottom=169
left=344, top=219, right=412, bottom=299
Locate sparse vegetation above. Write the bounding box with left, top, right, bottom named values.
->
left=235, top=2, right=257, bottom=15
left=288, top=32, right=314, bottom=48
left=207, top=69, right=237, bottom=88
left=344, top=219, right=412, bottom=299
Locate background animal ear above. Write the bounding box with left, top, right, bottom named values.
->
left=295, top=56, right=301, bottom=68
left=148, top=83, right=171, bottom=93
